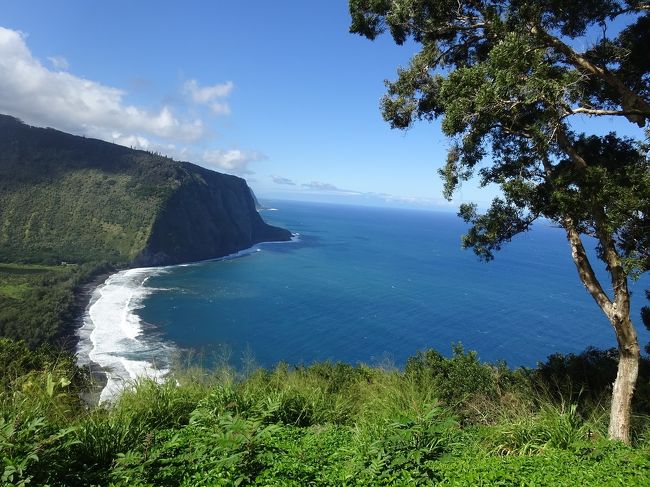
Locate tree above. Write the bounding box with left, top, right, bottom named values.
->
left=641, top=289, right=650, bottom=353
left=349, top=0, right=650, bottom=443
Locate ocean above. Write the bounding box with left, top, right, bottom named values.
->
left=77, top=200, right=650, bottom=402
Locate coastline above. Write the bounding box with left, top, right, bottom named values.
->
left=71, top=269, right=114, bottom=403
left=74, top=233, right=299, bottom=404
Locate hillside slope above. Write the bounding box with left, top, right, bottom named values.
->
left=0, top=114, right=290, bottom=345
left=0, top=114, right=291, bottom=266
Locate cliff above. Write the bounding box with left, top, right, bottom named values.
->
left=0, top=114, right=291, bottom=267
left=131, top=164, right=291, bottom=266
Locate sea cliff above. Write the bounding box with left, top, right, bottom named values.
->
left=0, top=114, right=291, bottom=267
left=132, top=164, right=290, bottom=266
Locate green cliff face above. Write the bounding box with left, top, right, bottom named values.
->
left=0, top=114, right=291, bottom=267
left=132, top=164, right=290, bottom=266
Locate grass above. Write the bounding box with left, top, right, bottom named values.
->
left=1, top=339, right=649, bottom=486
left=0, top=283, right=30, bottom=300
left=0, top=263, right=70, bottom=273
left=0, top=263, right=70, bottom=300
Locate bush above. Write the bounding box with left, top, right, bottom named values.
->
left=405, top=344, right=527, bottom=424
left=348, top=401, right=459, bottom=484
left=532, top=347, right=650, bottom=415
left=1, top=340, right=649, bottom=485
left=429, top=442, right=650, bottom=486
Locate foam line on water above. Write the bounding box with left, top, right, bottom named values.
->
left=77, top=267, right=173, bottom=403
left=77, top=237, right=300, bottom=403
left=175, top=235, right=300, bottom=268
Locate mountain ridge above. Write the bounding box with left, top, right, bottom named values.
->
left=0, top=114, right=291, bottom=267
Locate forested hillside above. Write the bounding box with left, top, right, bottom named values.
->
left=0, top=114, right=290, bottom=346
left=0, top=114, right=289, bottom=266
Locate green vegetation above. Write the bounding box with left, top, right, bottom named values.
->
left=0, top=113, right=177, bottom=348
left=0, top=114, right=289, bottom=347
left=0, top=114, right=194, bottom=266
left=349, top=0, right=649, bottom=443
left=1, top=340, right=649, bottom=486
left=0, top=262, right=112, bottom=347
left=0, top=114, right=288, bottom=269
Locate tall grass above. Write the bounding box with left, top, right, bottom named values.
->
left=1, top=341, right=649, bottom=485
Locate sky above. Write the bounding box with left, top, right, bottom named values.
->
left=0, top=1, right=645, bottom=210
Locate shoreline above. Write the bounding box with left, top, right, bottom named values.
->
left=74, top=234, right=299, bottom=404
left=70, top=269, right=115, bottom=403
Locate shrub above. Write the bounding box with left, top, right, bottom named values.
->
left=405, top=344, right=527, bottom=423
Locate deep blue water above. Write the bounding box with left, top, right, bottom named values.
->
left=138, top=200, right=650, bottom=369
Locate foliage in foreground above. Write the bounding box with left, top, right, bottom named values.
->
left=1, top=340, right=649, bottom=486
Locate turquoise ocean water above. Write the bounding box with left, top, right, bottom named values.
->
left=78, top=200, right=649, bottom=400
left=140, top=200, right=650, bottom=368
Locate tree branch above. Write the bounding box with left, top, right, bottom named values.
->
left=554, top=125, right=630, bottom=317
left=554, top=124, right=589, bottom=170
left=417, top=22, right=487, bottom=39
left=610, top=2, right=650, bottom=17
left=592, top=207, right=631, bottom=314
left=563, top=216, right=613, bottom=315
left=567, top=107, right=648, bottom=118
left=530, top=24, right=650, bottom=127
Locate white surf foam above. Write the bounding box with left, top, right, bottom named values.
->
left=77, top=267, right=173, bottom=403
left=77, top=237, right=301, bottom=403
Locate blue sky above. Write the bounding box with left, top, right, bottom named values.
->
left=1, top=1, right=644, bottom=210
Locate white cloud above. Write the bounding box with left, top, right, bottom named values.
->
left=110, top=132, right=151, bottom=149
left=271, top=175, right=296, bottom=185
left=202, top=149, right=266, bottom=175
left=301, top=181, right=362, bottom=194
left=302, top=181, right=341, bottom=191
left=209, top=101, right=231, bottom=115
left=0, top=27, right=269, bottom=179
left=373, top=193, right=453, bottom=207
left=48, top=55, right=69, bottom=70
left=296, top=179, right=450, bottom=207
left=184, top=79, right=233, bottom=102
left=0, top=27, right=205, bottom=144
left=184, top=79, right=233, bottom=115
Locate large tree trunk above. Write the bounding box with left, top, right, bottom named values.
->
left=562, top=217, right=640, bottom=443
left=607, top=314, right=640, bottom=443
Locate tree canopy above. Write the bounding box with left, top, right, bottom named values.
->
left=350, top=0, right=649, bottom=442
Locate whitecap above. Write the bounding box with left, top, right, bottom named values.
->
left=77, top=267, right=174, bottom=403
